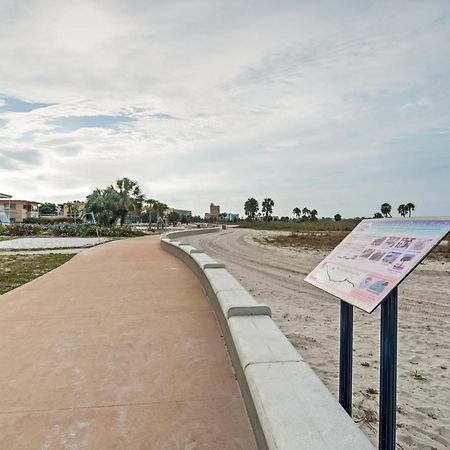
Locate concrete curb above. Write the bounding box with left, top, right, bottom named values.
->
left=160, top=229, right=374, bottom=450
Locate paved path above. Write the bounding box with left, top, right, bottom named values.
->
left=0, top=236, right=256, bottom=449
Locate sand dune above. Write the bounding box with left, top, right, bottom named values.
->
left=180, top=228, right=450, bottom=449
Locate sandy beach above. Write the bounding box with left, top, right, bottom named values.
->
left=180, top=228, right=450, bottom=449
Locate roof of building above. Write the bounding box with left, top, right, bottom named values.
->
left=0, top=199, right=40, bottom=204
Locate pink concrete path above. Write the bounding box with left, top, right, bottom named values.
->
left=0, top=236, right=256, bottom=449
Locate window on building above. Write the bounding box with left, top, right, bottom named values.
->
left=9, top=203, right=16, bottom=209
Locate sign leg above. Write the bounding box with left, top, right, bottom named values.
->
left=379, top=288, right=398, bottom=450
left=339, top=300, right=353, bottom=415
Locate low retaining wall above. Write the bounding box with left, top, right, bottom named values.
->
left=161, top=229, right=374, bottom=450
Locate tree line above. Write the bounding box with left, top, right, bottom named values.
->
left=375, top=202, right=415, bottom=218
left=82, top=177, right=196, bottom=227
left=244, top=198, right=274, bottom=221
left=244, top=197, right=321, bottom=221
left=244, top=198, right=417, bottom=222
left=85, top=177, right=204, bottom=227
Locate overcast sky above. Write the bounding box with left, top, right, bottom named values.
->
left=0, top=0, right=449, bottom=218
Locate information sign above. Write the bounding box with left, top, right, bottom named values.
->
left=305, top=218, right=450, bottom=313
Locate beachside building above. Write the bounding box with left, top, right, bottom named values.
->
left=205, top=203, right=220, bottom=220
left=174, top=208, right=192, bottom=217
left=0, top=193, right=12, bottom=223
left=0, top=198, right=40, bottom=223
left=38, top=201, right=86, bottom=219
left=165, top=208, right=192, bottom=218
left=62, top=201, right=85, bottom=218
left=224, top=213, right=240, bottom=222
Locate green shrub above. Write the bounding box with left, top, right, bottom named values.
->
left=0, top=224, right=145, bottom=238
left=23, top=217, right=75, bottom=224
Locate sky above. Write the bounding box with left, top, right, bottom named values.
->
left=0, top=0, right=449, bottom=218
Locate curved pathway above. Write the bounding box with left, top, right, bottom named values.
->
left=0, top=236, right=256, bottom=449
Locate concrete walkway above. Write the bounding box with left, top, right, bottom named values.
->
left=0, top=236, right=256, bottom=449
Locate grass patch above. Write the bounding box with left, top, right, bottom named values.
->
left=0, top=254, right=74, bottom=294
left=253, top=228, right=449, bottom=259
left=411, top=370, right=427, bottom=381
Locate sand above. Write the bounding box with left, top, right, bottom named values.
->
left=180, top=228, right=450, bottom=449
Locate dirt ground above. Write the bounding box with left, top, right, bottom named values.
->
left=180, top=228, right=450, bottom=449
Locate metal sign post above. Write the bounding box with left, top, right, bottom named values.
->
left=379, top=288, right=398, bottom=450
left=339, top=301, right=353, bottom=415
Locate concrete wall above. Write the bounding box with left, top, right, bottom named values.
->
left=161, top=229, right=374, bottom=450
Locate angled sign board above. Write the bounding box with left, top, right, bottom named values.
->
left=305, top=218, right=450, bottom=313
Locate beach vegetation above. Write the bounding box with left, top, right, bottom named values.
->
left=38, top=202, right=58, bottom=215
left=261, top=198, right=274, bottom=221
left=411, top=370, right=427, bottom=381
left=381, top=203, right=392, bottom=218
left=244, top=198, right=259, bottom=220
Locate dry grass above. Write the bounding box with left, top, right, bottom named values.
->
left=256, top=231, right=449, bottom=259
left=0, top=254, right=74, bottom=294
left=256, top=231, right=350, bottom=252
left=240, top=219, right=360, bottom=232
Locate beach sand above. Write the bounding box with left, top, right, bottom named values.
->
left=180, top=228, right=450, bottom=449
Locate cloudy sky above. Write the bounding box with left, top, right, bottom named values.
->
left=0, top=0, right=449, bottom=218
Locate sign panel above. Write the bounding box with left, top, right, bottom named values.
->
left=305, top=218, right=450, bottom=313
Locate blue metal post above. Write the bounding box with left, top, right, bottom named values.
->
left=339, top=300, right=353, bottom=415
left=379, top=288, right=398, bottom=450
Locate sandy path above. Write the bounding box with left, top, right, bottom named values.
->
left=180, top=228, right=450, bottom=449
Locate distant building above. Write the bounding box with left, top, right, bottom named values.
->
left=0, top=198, right=40, bottom=223
left=205, top=203, right=220, bottom=220
left=63, top=201, right=85, bottom=218
left=169, top=208, right=192, bottom=217
left=39, top=201, right=86, bottom=219
left=224, top=213, right=240, bottom=222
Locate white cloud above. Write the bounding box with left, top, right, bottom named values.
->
left=0, top=0, right=449, bottom=217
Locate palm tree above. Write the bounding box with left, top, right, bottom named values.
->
left=67, top=201, right=80, bottom=223
left=115, top=178, right=143, bottom=226
left=144, top=199, right=157, bottom=228
left=244, top=198, right=259, bottom=220
left=381, top=203, right=392, bottom=218
left=145, top=199, right=168, bottom=228
left=155, top=201, right=168, bottom=229
left=302, top=207, right=310, bottom=220
left=261, top=198, right=274, bottom=222
left=397, top=204, right=407, bottom=217
left=86, top=187, right=120, bottom=226
left=293, top=207, right=302, bottom=220
left=405, top=202, right=415, bottom=217
left=310, top=209, right=318, bottom=220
